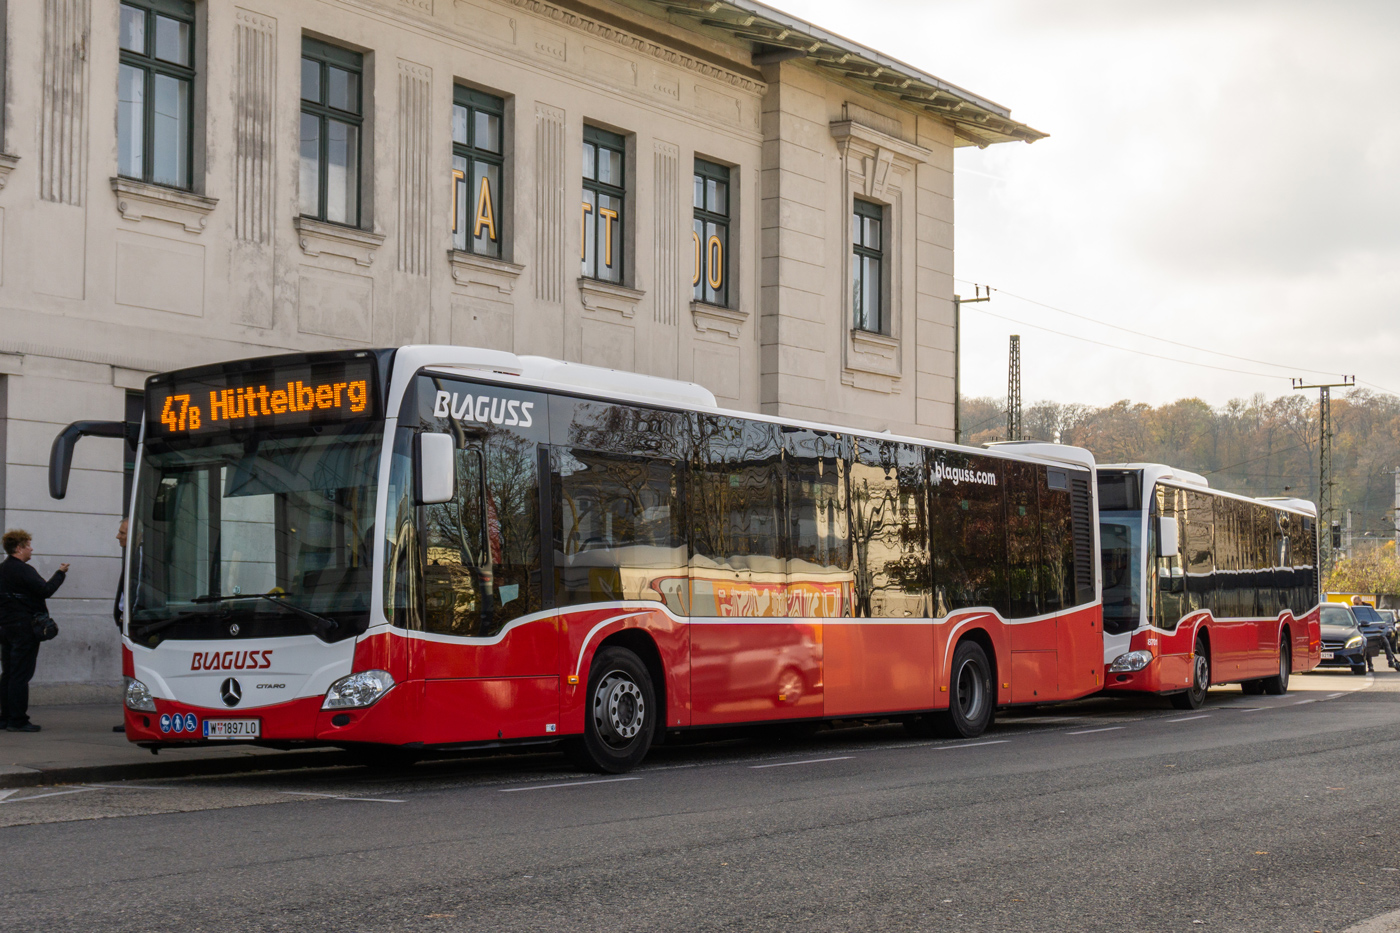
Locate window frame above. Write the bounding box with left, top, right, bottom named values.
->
left=852, top=198, right=886, bottom=334
left=581, top=125, right=626, bottom=283
left=117, top=0, right=197, bottom=191
left=300, top=37, right=364, bottom=228
left=693, top=157, right=731, bottom=308
left=451, top=85, right=505, bottom=257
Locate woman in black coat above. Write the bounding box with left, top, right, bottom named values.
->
left=0, top=529, right=69, bottom=732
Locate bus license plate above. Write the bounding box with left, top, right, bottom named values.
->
left=1321, top=652, right=1334, bottom=660
left=203, top=719, right=260, bottom=739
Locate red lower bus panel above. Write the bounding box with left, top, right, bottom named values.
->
left=417, top=676, right=560, bottom=745
left=824, top=623, right=934, bottom=717
left=690, top=621, right=823, bottom=724
left=1010, top=651, right=1056, bottom=703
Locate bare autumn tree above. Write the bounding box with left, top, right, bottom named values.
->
left=955, top=389, right=1400, bottom=538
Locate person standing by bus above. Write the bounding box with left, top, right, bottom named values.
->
left=0, top=529, right=69, bottom=733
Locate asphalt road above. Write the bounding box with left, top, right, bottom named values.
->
left=3, top=669, right=1400, bottom=933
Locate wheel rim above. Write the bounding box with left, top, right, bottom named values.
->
left=955, top=658, right=986, bottom=721
left=1193, top=653, right=1209, bottom=699
left=593, top=670, right=646, bottom=747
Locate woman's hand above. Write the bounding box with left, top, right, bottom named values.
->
left=58, top=563, right=71, bottom=573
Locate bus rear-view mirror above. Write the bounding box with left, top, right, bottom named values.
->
left=415, top=432, right=456, bottom=505
left=1157, top=517, right=1180, bottom=559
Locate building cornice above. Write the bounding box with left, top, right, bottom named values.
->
left=501, top=0, right=766, bottom=95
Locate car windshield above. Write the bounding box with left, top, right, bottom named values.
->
left=127, top=422, right=383, bottom=644
left=1352, top=606, right=1383, bottom=624
left=1320, top=605, right=1355, bottom=626
left=1099, top=510, right=1142, bottom=635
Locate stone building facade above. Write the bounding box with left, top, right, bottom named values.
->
left=0, top=0, right=1040, bottom=696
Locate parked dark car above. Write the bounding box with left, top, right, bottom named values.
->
left=1318, top=604, right=1369, bottom=675
left=1350, top=604, right=1396, bottom=665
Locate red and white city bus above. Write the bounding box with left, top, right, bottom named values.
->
left=1096, top=464, right=1322, bottom=709
left=51, top=346, right=1107, bottom=772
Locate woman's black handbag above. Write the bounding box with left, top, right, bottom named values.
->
left=0, top=594, right=59, bottom=641
left=31, top=612, right=59, bottom=642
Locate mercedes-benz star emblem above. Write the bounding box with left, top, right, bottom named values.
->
left=220, top=678, right=242, bottom=707
left=228, top=623, right=240, bottom=636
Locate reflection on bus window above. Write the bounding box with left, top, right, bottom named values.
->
left=1099, top=511, right=1141, bottom=635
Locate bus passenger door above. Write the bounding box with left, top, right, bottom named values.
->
left=415, top=383, right=558, bottom=745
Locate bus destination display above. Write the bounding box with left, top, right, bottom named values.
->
left=148, top=360, right=376, bottom=436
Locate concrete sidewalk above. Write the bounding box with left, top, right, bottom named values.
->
left=0, top=704, right=345, bottom=788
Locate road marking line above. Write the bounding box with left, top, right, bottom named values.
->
left=1293, top=698, right=1318, bottom=705
left=80, top=783, right=173, bottom=791
left=1167, top=715, right=1210, bottom=723
left=750, top=756, right=855, bottom=770
left=499, top=777, right=640, bottom=792
left=1238, top=708, right=1265, bottom=713
left=278, top=791, right=405, bottom=803
left=0, top=789, right=16, bottom=802
left=1326, top=693, right=1345, bottom=699
left=1067, top=727, right=1125, bottom=735
left=0, top=787, right=101, bottom=805
left=935, top=740, right=1009, bottom=750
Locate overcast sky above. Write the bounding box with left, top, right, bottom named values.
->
left=777, top=0, right=1400, bottom=408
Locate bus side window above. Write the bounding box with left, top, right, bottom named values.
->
left=552, top=447, right=685, bottom=610
left=786, top=428, right=852, bottom=618
left=1005, top=461, right=1041, bottom=619
left=423, top=446, right=486, bottom=636
left=849, top=439, right=927, bottom=619
left=928, top=450, right=1007, bottom=617
left=1183, top=488, right=1215, bottom=615
left=1039, top=468, right=1073, bottom=613
left=1153, top=486, right=1187, bottom=629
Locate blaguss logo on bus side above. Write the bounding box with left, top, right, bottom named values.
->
left=433, top=391, right=534, bottom=427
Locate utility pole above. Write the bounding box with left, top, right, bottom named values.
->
left=951, top=285, right=993, bottom=443
left=1292, top=376, right=1355, bottom=577
left=1007, top=335, right=1022, bottom=441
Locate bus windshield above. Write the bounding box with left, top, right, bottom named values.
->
left=127, top=422, right=383, bottom=643
left=1099, top=510, right=1142, bottom=635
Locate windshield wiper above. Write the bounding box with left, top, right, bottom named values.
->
left=189, top=593, right=340, bottom=636
left=130, top=610, right=230, bottom=640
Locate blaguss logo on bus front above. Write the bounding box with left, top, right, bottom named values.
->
left=433, top=391, right=535, bottom=427
left=191, top=650, right=273, bottom=671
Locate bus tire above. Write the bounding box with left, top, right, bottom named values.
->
left=1261, top=641, right=1291, bottom=695
left=1171, top=638, right=1210, bottom=710
left=566, top=646, right=656, bottom=774
left=932, top=640, right=995, bottom=739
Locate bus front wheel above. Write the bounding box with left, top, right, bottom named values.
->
left=565, top=646, right=656, bottom=774
left=1171, top=638, right=1210, bottom=710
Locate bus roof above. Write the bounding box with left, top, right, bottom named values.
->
left=395, top=345, right=1097, bottom=470
left=1099, top=462, right=1318, bottom=517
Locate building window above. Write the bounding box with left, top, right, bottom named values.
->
left=117, top=0, right=195, bottom=189
left=852, top=199, right=885, bottom=333
left=300, top=38, right=363, bottom=226
left=693, top=158, right=729, bottom=307
left=452, top=87, right=504, bottom=258
left=582, top=126, right=625, bottom=283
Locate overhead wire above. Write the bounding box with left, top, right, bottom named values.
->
left=956, top=278, right=1400, bottom=395
left=966, top=305, right=1295, bottom=380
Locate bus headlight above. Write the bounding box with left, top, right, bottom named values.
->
left=323, top=670, right=395, bottom=710
left=1109, top=650, right=1153, bottom=672
left=124, top=676, right=157, bottom=712
left=1346, top=635, right=1364, bottom=649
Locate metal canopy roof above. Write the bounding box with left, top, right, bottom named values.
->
left=645, top=0, right=1047, bottom=148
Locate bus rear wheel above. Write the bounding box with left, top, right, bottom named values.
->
left=1171, top=639, right=1210, bottom=710
left=565, top=646, right=656, bottom=774
left=1261, top=640, right=1290, bottom=695
left=922, top=640, right=995, bottom=739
